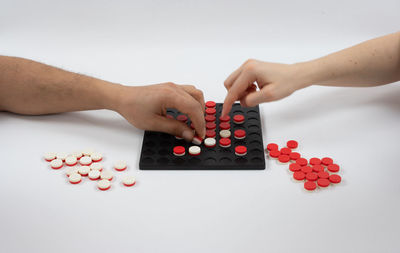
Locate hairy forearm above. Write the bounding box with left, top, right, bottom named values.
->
left=296, top=32, right=400, bottom=88
left=0, top=56, right=122, bottom=115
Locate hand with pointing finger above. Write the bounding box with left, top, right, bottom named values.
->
left=116, top=83, right=206, bottom=141
left=222, top=59, right=306, bottom=116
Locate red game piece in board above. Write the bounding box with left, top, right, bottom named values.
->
left=235, top=146, right=247, bottom=156
left=206, top=130, right=216, bottom=138
left=219, top=122, right=230, bottom=130
left=205, top=108, right=216, bottom=115
left=173, top=146, right=185, bottom=156
left=219, top=115, right=230, bottom=122
left=206, top=122, right=216, bottom=130
left=234, top=129, right=246, bottom=139
left=176, top=115, right=188, bottom=123
left=205, top=115, right=216, bottom=122
left=205, top=101, right=216, bottom=108
left=233, top=114, right=245, bottom=124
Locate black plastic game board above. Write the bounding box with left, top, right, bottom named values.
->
left=139, top=103, right=265, bottom=170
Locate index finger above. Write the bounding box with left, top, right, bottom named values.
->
left=221, top=70, right=256, bottom=116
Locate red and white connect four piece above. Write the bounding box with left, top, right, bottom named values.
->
left=173, top=146, right=185, bottom=156
left=100, top=170, right=114, bottom=181
left=122, top=176, right=136, bottom=187
left=50, top=159, right=63, bottom=170
left=44, top=152, right=56, bottom=162
left=233, top=114, right=245, bottom=124
left=88, top=170, right=101, bottom=180
left=235, top=146, right=247, bottom=156
left=234, top=129, right=246, bottom=139
left=78, top=166, right=90, bottom=176
left=97, top=179, right=111, bottom=191
left=65, top=156, right=77, bottom=166
left=189, top=146, right=201, bottom=156
left=91, top=152, right=103, bottom=162
left=219, top=138, right=231, bottom=148
left=205, top=101, right=216, bottom=108
left=192, top=136, right=203, bottom=145
left=204, top=138, right=216, bottom=148
left=114, top=161, right=127, bottom=171
left=79, top=156, right=92, bottom=166
left=69, top=173, right=82, bottom=184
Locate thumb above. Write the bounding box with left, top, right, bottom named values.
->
left=243, top=84, right=277, bottom=107
left=149, top=115, right=194, bottom=142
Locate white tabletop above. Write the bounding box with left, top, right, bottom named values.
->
left=1, top=1, right=400, bottom=252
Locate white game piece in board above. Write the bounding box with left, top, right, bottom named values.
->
left=219, top=130, right=231, bottom=138
left=189, top=146, right=201, bottom=156
left=66, top=167, right=79, bottom=177
left=204, top=138, right=216, bottom=148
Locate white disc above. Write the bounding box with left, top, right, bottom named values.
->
left=56, top=152, right=68, bottom=161
left=97, top=179, right=111, bottom=190
left=90, top=163, right=103, bottom=171
left=101, top=170, right=114, bottom=180
left=72, top=151, right=83, bottom=159
left=189, top=146, right=201, bottom=155
left=44, top=152, right=56, bottom=161
left=114, top=161, right=127, bottom=170
left=192, top=137, right=203, bottom=145
left=219, top=130, right=231, bottom=138
left=123, top=175, right=136, bottom=186
left=69, top=173, right=82, bottom=183
left=82, top=149, right=95, bottom=156
left=66, top=167, right=79, bottom=176
left=91, top=152, right=102, bottom=161
left=65, top=156, right=77, bottom=165
left=78, top=166, right=90, bottom=176
left=204, top=138, right=216, bottom=147
left=80, top=156, right=92, bottom=165
left=88, top=170, right=101, bottom=180
left=50, top=159, right=63, bottom=168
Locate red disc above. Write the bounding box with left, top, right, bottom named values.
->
left=219, top=115, right=231, bottom=122
left=235, top=146, right=247, bottom=154
left=176, top=115, right=188, bottom=122
left=269, top=150, right=281, bottom=158
left=190, top=122, right=195, bottom=129
left=306, top=172, right=318, bottom=181
left=287, top=140, right=298, bottom=149
left=278, top=155, right=290, bottom=163
left=206, top=122, right=216, bottom=130
left=289, top=152, right=301, bottom=160
left=293, top=171, right=306, bottom=181
left=219, top=138, right=231, bottom=146
left=327, top=164, right=340, bottom=172
left=329, top=174, right=342, bottom=184
left=233, top=114, right=245, bottom=123
left=206, top=130, right=216, bottom=138
left=205, top=115, right=216, bottom=122
left=296, top=158, right=308, bottom=166
left=266, top=143, right=279, bottom=152
left=289, top=163, right=301, bottom=172
left=309, top=158, right=321, bottom=166
left=301, top=166, right=313, bottom=174
left=205, top=108, right=216, bottom=115
left=304, top=181, right=317, bottom=191
left=317, top=178, right=330, bottom=187
left=166, top=114, right=174, bottom=119
left=280, top=148, right=292, bottom=155
left=205, top=101, right=216, bottom=108
left=321, top=157, right=333, bottom=166
left=173, top=146, right=185, bottom=155
left=312, top=165, right=325, bottom=173
left=234, top=129, right=246, bottom=138
left=219, top=122, right=230, bottom=130
left=317, top=171, right=329, bottom=179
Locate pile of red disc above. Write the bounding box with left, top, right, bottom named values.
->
left=266, top=140, right=342, bottom=191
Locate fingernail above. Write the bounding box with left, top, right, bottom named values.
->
left=182, top=130, right=194, bottom=142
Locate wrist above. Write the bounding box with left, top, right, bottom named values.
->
left=99, top=81, right=126, bottom=112
left=290, top=60, right=322, bottom=89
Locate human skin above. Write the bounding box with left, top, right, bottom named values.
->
left=0, top=56, right=205, bottom=141
left=222, top=32, right=400, bottom=116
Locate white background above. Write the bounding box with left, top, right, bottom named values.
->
left=1, top=0, right=400, bottom=252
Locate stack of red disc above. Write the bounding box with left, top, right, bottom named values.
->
left=266, top=140, right=342, bottom=192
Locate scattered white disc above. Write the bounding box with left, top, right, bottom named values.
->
left=72, top=151, right=83, bottom=159
left=220, top=130, right=231, bottom=138
left=90, top=163, right=103, bottom=171
left=204, top=138, right=216, bottom=148
left=188, top=146, right=201, bottom=156
left=66, top=167, right=79, bottom=177
left=65, top=156, right=77, bottom=166
left=82, top=149, right=95, bottom=156
left=100, top=170, right=114, bottom=181
left=56, top=152, right=68, bottom=161
left=88, top=170, right=101, bottom=180
left=44, top=152, right=56, bottom=162
left=122, top=176, right=136, bottom=187
left=78, top=166, right=90, bottom=176
left=192, top=136, right=203, bottom=145
left=50, top=159, right=63, bottom=169
left=91, top=152, right=103, bottom=162
left=79, top=156, right=92, bottom=166
left=97, top=179, right=111, bottom=190
left=114, top=161, right=127, bottom=171
left=69, top=173, right=82, bottom=184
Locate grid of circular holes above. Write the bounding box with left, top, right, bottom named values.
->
left=219, top=157, right=232, bottom=163
left=188, top=157, right=201, bottom=164
left=235, top=157, right=248, bottom=164
left=160, top=133, right=171, bottom=139
left=233, top=109, right=244, bottom=114
left=234, top=140, right=246, bottom=145
left=157, top=157, right=169, bottom=164
left=158, top=149, right=169, bottom=156
left=247, top=116, right=258, bottom=121
left=251, top=157, right=263, bottom=163
left=204, top=157, right=217, bottom=164
left=160, top=141, right=171, bottom=147
left=232, top=104, right=240, bottom=108
left=143, top=149, right=155, bottom=156
left=173, top=157, right=185, bottom=165
left=142, top=157, right=154, bottom=164
left=249, top=132, right=260, bottom=139
left=205, top=148, right=216, bottom=154
left=145, top=141, right=155, bottom=147
left=248, top=125, right=259, bottom=132
left=249, top=148, right=263, bottom=156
